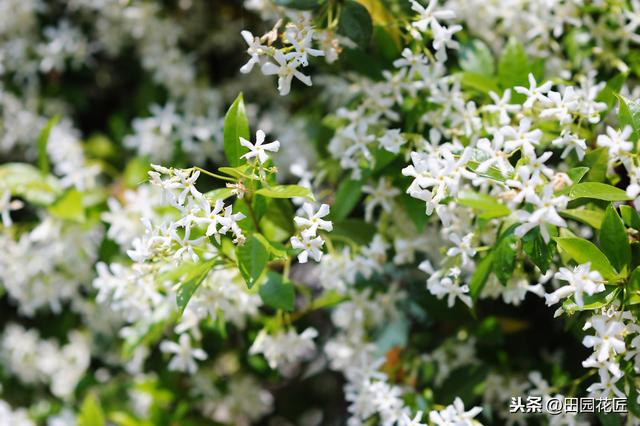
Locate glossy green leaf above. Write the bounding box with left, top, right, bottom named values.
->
left=599, top=204, right=630, bottom=273
left=236, top=234, right=270, bottom=288
left=255, top=185, right=314, bottom=200
left=0, top=163, right=61, bottom=205
left=223, top=93, right=250, bottom=167
left=458, top=40, right=494, bottom=76
left=470, top=252, right=494, bottom=301
left=460, top=72, right=500, bottom=95
left=625, top=266, right=640, bottom=305
left=273, top=0, right=321, bottom=9
left=560, top=208, right=604, bottom=229
left=494, top=233, right=517, bottom=285
left=337, top=0, right=373, bottom=49
left=457, top=191, right=510, bottom=219
left=554, top=237, right=618, bottom=280
left=37, top=115, right=60, bottom=174
left=331, top=177, right=364, bottom=221
left=569, top=182, right=631, bottom=201
left=567, top=166, right=589, bottom=183
left=259, top=271, right=295, bottom=311
left=498, top=38, right=529, bottom=92
left=48, top=189, right=85, bottom=222
left=620, top=205, right=640, bottom=230
left=175, top=259, right=217, bottom=315
left=78, top=393, right=106, bottom=426
left=522, top=229, right=553, bottom=273
left=616, top=94, right=640, bottom=142
left=204, top=187, right=235, bottom=203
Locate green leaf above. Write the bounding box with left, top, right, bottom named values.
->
left=620, top=205, right=640, bottom=230
left=259, top=271, right=295, bottom=311
left=599, top=204, right=630, bottom=273
left=273, top=0, right=321, bottom=9
left=457, top=191, right=510, bottom=219
left=583, top=147, right=608, bottom=182
left=331, top=177, right=364, bottom=221
left=560, top=208, right=604, bottom=229
left=401, top=194, right=429, bottom=232
left=567, top=166, right=589, bottom=183
left=78, top=393, right=106, bottom=426
left=37, top=116, right=60, bottom=174
left=175, top=259, right=216, bottom=315
left=123, top=157, right=151, bottom=188
left=460, top=72, right=500, bottom=95
left=255, top=185, right=314, bottom=200
left=236, top=235, right=270, bottom=288
left=48, top=189, right=85, bottom=222
left=497, top=37, right=529, bottom=92
left=494, top=234, right=517, bottom=285
left=337, top=0, right=373, bottom=49
left=0, top=163, right=61, bottom=205
left=522, top=229, right=553, bottom=273
left=596, top=74, right=626, bottom=111
left=260, top=198, right=295, bottom=242
left=554, top=237, right=618, bottom=280
left=223, top=93, right=250, bottom=167
left=219, top=164, right=253, bottom=180
left=458, top=40, right=494, bottom=76
left=470, top=252, right=494, bottom=301
left=616, top=94, right=640, bottom=142
left=625, top=266, right=640, bottom=305
left=204, top=187, right=235, bottom=203
left=569, top=182, right=631, bottom=201
left=331, top=219, right=376, bottom=245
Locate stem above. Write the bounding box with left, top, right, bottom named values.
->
left=191, top=167, right=236, bottom=182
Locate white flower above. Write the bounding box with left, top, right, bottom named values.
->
left=484, top=89, right=520, bottom=125
left=552, top=130, right=587, bottom=160
left=514, top=73, right=552, bottom=109
left=596, top=125, right=633, bottom=158
left=429, top=397, right=482, bottom=426
left=514, top=185, right=568, bottom=243
left=379, top=128, right=406, bottom=153
left=446, top=233, right=476, bottom=267
left=249, top=327, right=318, bottom=369
left=362, top=178, right=400, bottom=222
left=546, top=263, right=605, bottom=307
left=160, top=334, right=207, bottom=374
left=261, top=49, right=312, bottom=96
left=285, top=29, right=324, bottom=67
left=240, top=129, right=280, bottom=164
left=583, top=315, right=626, bottom=363
left=431, top=21, right=462, bottom=62
left=291, top=229, right=325, bottom=263
left=293, top=203, right=333, bottom=234
left=240, top=30, right=265, bottom=74
left=500, top=117, right=542, bottom=158
left=0, top=190, right=23, bottom=227
left=410, top=0, right=455, bottom=33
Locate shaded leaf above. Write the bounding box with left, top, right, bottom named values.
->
left=599, top=204, right=630, bottom=273
left=259, top=271, right=295, bottom=311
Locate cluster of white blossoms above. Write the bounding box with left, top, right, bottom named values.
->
left=290, top=202, right=332, bottom=263
left=249, top=327, right=318, bottom=370
left=545, top=263, right=605, bottom=308
left=0, top=217, right=102, bottom=316
left=1, top=324, right=90, bottom=399
left=240, top=12, right=340, bottom=95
